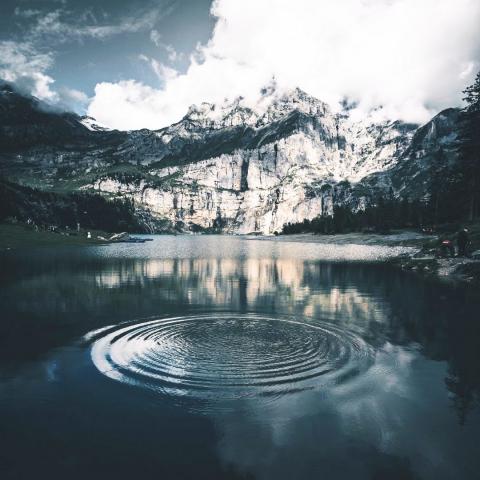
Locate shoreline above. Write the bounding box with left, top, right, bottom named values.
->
left=271, top=232, right=480, bottom=284
left=2, top=224, right=478, bottom=284
left=266, top=231, right=435, bottom=247
left=389, top=254, right=480, bottom=285
left=0, top=223, right=110, bottom=250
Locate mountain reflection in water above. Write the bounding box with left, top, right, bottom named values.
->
left=0, top=236, right=479, bottom=480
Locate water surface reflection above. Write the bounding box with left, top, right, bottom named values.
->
left=1, top=236, right=479, bottom=479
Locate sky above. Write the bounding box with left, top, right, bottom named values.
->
left=1, top=0, right=479, bottom=130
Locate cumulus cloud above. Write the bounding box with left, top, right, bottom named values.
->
left=88, top=80, right=181, bottom=130
left=89, top=0, right=480, bottom=130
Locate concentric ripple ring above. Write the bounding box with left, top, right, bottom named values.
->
left=90, top=314, right=374, bottom=401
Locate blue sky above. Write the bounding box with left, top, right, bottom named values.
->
left=1, top=0, right=479, bottom=130
left=0, top=0, right=214, bottom=109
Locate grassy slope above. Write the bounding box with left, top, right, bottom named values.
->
left=0, top=224, right=108, bottom=250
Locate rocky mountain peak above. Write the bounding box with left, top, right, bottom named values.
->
left=257, top=87, right=329, bottom=124
left=0, top=84, right=461, bottom=234
left=183, top=99, right=258, bottom=129
left=180, top=87, right=331, bottom=132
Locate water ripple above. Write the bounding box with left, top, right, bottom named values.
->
left=90, top=314, right=374, bottom=403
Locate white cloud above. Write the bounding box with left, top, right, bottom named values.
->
left=164, top=44, right=181, bottom=63
left=0, top=41, right=58, bottom=101
left=58, top=87, right=89, bottom=106
left=2, top=5, right=155, bottom=103
left=30, top=8, right=163, bottom=42
left=1, top=3, right=174, bottom=112
left=0, top=40, right=90, bottom=110
left=460, top=61, right=477, bottom=80
left=88, top=0, right=480, bottom=130
left=14, top=8, right=42, bottom=18
left=150, top=30, right=182, bottom=62
left=139, top=54, right=179, bottom=84
left=88, top=80, right=183, bottom=130
left=150, top=29, right=162, bottom=47
left=17, top=3, right=176, bottom=45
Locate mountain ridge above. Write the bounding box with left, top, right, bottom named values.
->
left=0, top=83, right=460, bottom=233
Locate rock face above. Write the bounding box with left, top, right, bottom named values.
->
left=0, top=83, right=460, bottom=233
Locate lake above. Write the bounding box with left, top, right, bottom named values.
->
left=1, top=235, right=480, bottom=480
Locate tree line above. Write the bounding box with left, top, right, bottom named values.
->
left=0, top=178, right=144, bottom=233
left=283, top=71, right=480, bottom=235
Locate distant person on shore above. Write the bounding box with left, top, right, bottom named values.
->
left=439, top=239, right=455, bottom=257
left=457, top=228, right=469, bottom=256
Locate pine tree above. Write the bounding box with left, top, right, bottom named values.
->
left=429, top=147, right=446, bottom=225
left=457, top=71, right=480, bottom=220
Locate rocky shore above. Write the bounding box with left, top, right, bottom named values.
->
left=273, top=230, right=480, bottom=285
left=392, top=254, right=480, bottom=284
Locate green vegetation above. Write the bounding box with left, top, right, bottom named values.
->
left=415, top=71, right=480, bottom=226
left=456, top=70, right=480, bottom=220
left=283, top=197, right=437, bottom=235
left=50, top=163, right=182, bottom=193
left=0, top=223, right=107, bottom=249
left=284, top=71, right=480, bottom=238
left=283, top=201, right=480, bottom=255
left=0, top=178, right=144, bottom=233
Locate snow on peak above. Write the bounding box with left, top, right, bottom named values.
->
left=184, top=99, right=258, bottom=128
left=181, top=87, right=331, bottom=130
left=80, top=116, right=112, bottom=132
left=257, top=87, right=329, bottom=125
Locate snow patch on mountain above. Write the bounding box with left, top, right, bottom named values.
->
left=0, top=84, right=459, bottom=234
left=80, top=116, right=112, bottom=132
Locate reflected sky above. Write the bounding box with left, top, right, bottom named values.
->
left=0, top=236, right=480, bottom=479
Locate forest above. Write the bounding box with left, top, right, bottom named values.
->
left=283, top=72, right=480, bottom=235
left=0, top=178, right=144, bottom=233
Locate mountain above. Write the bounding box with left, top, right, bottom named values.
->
left=0, top=84, right=125, bottom=149
left=0, top=83, right=460, bottom=233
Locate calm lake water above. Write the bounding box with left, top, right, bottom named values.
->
left=1, top=235, right=480, bottom=480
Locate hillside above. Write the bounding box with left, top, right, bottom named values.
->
left=0, top=83, right=460, bottom=234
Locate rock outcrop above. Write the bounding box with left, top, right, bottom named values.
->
left=0, top=83, right=460, bottom=233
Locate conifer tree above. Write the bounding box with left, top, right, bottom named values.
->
left=457, top=71, right=480, bottom=220
left=429, top=147, right=446, bottom=225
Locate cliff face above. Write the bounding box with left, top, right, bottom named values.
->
left=0, top=84, right=459, bottom=233
left=90, top=128, right=403, bottom=234
left=88, top=89, right=420, bottom=234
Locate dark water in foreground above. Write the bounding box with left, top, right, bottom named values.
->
left=1, top=235, right=480, bottom=480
